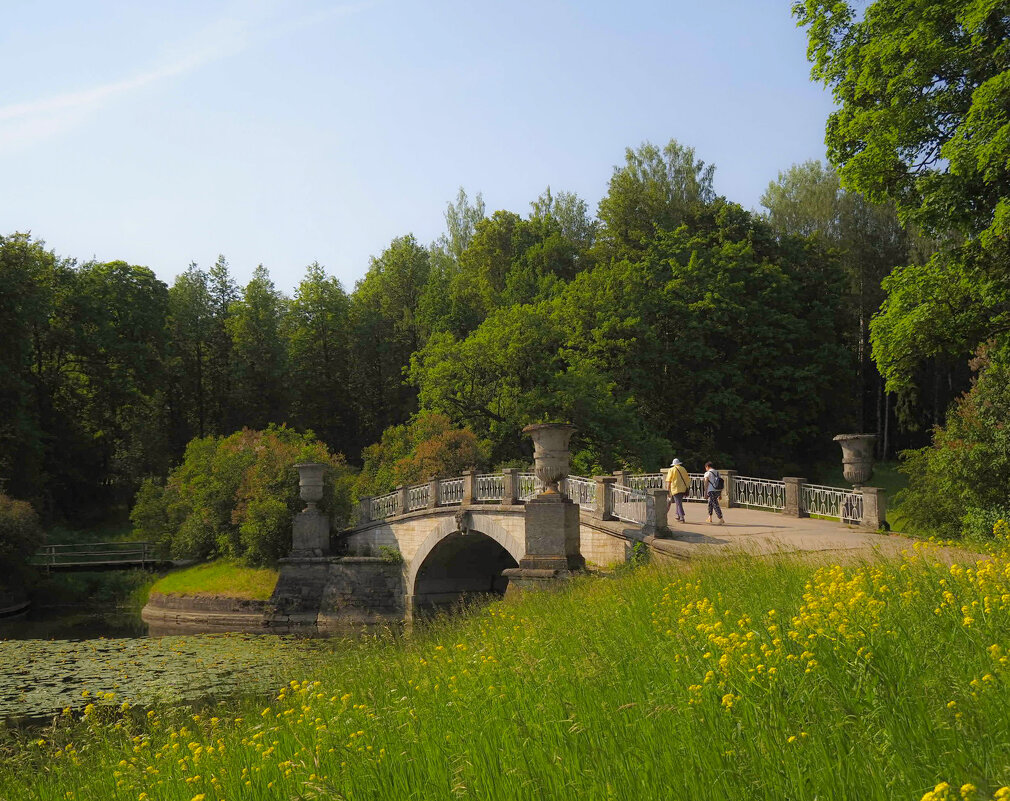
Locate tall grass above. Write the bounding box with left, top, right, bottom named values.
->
left=3, top=543, right=1010, bottom=800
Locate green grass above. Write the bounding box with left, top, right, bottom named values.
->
left=149, top=560, right=279, bottom=600
left=3, top=545, right=1010, bottom=800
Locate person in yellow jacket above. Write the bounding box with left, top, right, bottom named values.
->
left=665, top=457, right=691, bottom=523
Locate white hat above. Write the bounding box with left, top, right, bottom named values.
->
left=670, top=458, right=682, bottom=466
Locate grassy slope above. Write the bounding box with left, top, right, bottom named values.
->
left=149, top=560, right=279, bottom=600
left=3, top=546, right=1010, bottom=800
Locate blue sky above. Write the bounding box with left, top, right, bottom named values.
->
left=1, top=1, right=835, bottom=293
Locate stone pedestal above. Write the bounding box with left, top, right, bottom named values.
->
left=502, top=567, right=572, bottom=595
left=291, top=509, right=330, bottom=557
left=593, top=476, right=616, bottom=520
left=518, top=494, right=582, bottom=571
left=644, top=488, right=668, bottom=537
left=783, top=477, right=808, bottom=518
left=720, top=469, right=737, bottom=508
left=502, top=468, right=519, bottom=505
left=503, top=493, right=583, bottom=592
left=860, top=487, right=887, bottom=530
left=462, top=469, right=476, bottom=505
left=356, top=498, right=370, bottom=525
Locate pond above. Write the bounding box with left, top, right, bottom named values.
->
left=0, top=605, right=148, bottom=641
left=0, top=606, right=336, bottom=725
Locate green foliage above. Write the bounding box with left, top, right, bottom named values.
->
left=961, top=505, right=1010, bottom=543
left=796, top=0, right=1010, bottom=399
left=596, top=139, right=716, bottom=260
left=557, top=200, right=854, bottom=473
left=28, top=568, right=156, bottom=610
left=0, top=234, right=171, bottom=521
left=0, top=493, right=44, bottom=583
left=356, top=412, right=490, bottom=496
left=895, top=350, right=1010, bottom=539
left=227, top=266, right=288, bottom=430
left=283, top=263, right=354, bottom=452
left=130, top=426, right=354, bottom=566
left=761, top=161, right=918, bottom=433
left=349, top=235, right=431, bottom=444
left=410, top=302, right=665, bottom=471
left=377, top=545, right=404, bottom=564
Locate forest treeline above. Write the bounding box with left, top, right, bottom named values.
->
left=2, top=140, right=940, bottom=526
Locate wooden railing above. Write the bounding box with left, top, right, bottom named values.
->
left=31, top=541, right=159, bottom=570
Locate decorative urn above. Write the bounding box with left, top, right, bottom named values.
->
left=294, top=463, right=326, bottom=511
left=523, top=423, right=576, bottom=496
left=832, top=434, right=877, bottom=486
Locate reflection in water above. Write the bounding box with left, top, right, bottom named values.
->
left=0, top=606, right=149, bottom=641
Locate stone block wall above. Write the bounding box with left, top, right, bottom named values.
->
left=579, top=522, right=633, bottom=567
left=317, top=557, right=405, bottom=630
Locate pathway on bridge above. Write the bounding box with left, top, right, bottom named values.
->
left=654, top=505, right=922, bottom=563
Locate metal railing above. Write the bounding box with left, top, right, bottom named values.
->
left=803, top=483, right=863, bottom=523
left=629, top=471, right=708, bottom=502
left=358, top=470, right=867, bottom=526
left=475, top=473, right=504, bottom=502
left=734, top=475, right=786, bottom=511
left=518, top=473, right=539, bottom=502
left=627, top=473, right=664, bottom=491
left=609, top=483, right=647, bottom=524
left=565, top=475, right=596, bottom=510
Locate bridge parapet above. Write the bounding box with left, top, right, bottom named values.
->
left=353, top=469, right=885, bottom=531
left=353, top=472, right=661, bottom=529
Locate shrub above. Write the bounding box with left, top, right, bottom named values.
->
left=961, top=505, right=1010, bottom=542
left=356, top=412, right=490, bottom=497
left=130, top=426, right=355, bottom=566
left=896, top=349, right=1010, bottom=539
left=0, top=493, right=44, bottom=584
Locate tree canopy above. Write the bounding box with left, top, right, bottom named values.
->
left=1, top=137, right=897, bottom=539
left=795, top=0, right=1010, bottom=392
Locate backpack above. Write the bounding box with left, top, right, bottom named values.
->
left=710, top=470, right=725, bottom=491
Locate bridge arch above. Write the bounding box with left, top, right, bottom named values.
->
left=407, top=513, right=524, bottom=616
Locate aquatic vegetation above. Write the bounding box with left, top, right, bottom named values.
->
left=3, top=541, right=1010, bottom=799
left=0, top=634, right=328, bottom=724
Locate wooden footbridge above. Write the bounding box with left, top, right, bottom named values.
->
left=30, top=542, right=163, bottom=572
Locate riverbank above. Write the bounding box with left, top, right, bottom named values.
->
left=4, top=542, right=1009, bottom=800
left=139, top=560, right=279, bottom=634
left=0, top=585, right=29, bottom=620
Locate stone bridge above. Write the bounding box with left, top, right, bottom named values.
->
left=268, top=454, right=886, bottom=633
left=270, top=467, right=669, bottom=630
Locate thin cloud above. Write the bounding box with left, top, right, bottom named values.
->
left=0, top=2, right=369, bottom=153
